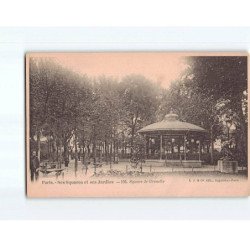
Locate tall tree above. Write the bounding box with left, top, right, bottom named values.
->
left=119, top=75, right=160, bottom=156
left=185, top=56, right=248, bottom=165
left=29, top=58, right=62, bottom=161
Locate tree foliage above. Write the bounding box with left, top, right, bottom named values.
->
left=159, top=56, right=248, bottom=166
left=29, top=56, right=248, bottom=168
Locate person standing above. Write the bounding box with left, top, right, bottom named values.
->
left=30, top=151, right=40, bottom=181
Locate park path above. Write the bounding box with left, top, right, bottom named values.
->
left=38, top=159, right=246, bottom=181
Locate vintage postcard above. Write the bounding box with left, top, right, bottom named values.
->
left=26, top=52, right=249, bottom=197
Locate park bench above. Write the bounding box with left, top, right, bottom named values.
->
left=39, top=168, right=65, bottom=178
left=39, top=162, right=65, bottom=178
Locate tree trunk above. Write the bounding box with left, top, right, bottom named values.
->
left=74, top=130, right=78, bottom=175
left=131, top=126, right=135, bottom=157
left=87, top=144, right=90, bottom=160
left=104, top=139, right=108, bottom=164
left=210, top=129, right=214, bottom=165
left=56, top=145, right=58, bottom=162
left=36, top=129, right=41, bottom=162
left=110, top=141, right=112, bottom=169
left=121, top=143, right=124, bottom=158
left=238, top=113, right=247, bottom=167
left=63, top=139, right=69, bottom=164
left=113, top=139, right=116, bottom=162
left=59, top=139, right=62, bottom=168
left=52, top=139, right=56, bottom=162
left=100, top=142, right=103, bottom=162
left=93, top=140, right=96, bottom=164
left=93, top=125, right=97, bottom=164
left=47, top=138, right=50, bottom=161
left=82, top=144, right=85, bottom=164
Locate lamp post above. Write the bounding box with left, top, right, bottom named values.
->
left=196, top=140, right=201, bottom=161
left=184, top=135, right=187, bottom=161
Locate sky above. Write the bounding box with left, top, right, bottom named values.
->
left=40, top=52, right=188, bottom=89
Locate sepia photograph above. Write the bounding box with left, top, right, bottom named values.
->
left=26, top=52, right=248, bottom=197
left=2, top=7, right=250, bottom=250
